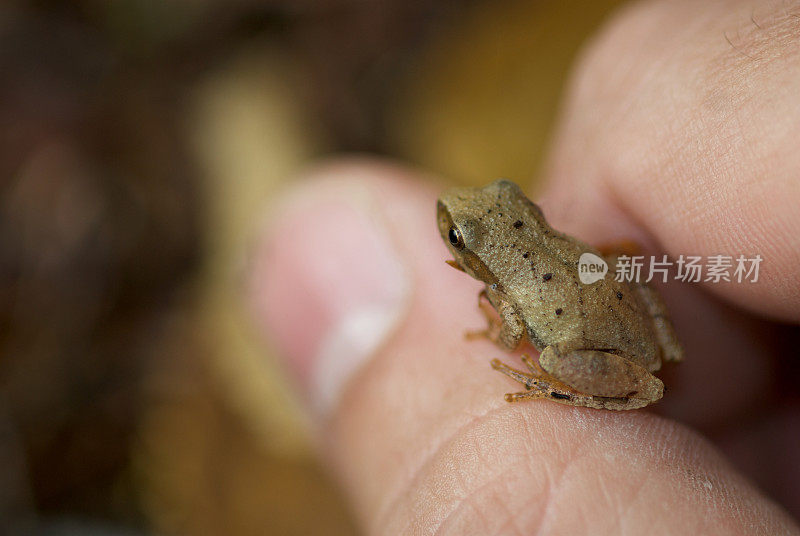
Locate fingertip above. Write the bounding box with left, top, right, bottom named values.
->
left=248, top=160, right=423, bottom=415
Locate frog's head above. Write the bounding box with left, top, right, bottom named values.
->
left=437, top=179, right=548, bottom=286
left=437, top=196, right=495, bottom=285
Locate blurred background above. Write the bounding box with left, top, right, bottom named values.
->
left=1, top=0, right=737, bottom=534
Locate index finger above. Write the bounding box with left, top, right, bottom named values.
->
left=539, top=0, right=800, bottom=323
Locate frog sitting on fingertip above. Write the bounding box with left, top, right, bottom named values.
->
left=437, top=179, right=683, bottom=410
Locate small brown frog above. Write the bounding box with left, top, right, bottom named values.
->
left=437, top=179, right=683, bottom=410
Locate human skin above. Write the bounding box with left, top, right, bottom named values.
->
left=249, top=0, right=800, bottom=534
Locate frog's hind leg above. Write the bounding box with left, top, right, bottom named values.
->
left=632, top=283, right=684, bottom=363
left=538, top=342, right=664, bottom=408
left=490, top=357, right=613, bottom=409
left=492, top=357, right=654, bottom=410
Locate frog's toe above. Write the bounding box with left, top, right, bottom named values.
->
left=491, top=358, right=541, bottom=390
left=504, top=390, right=549, bottom=403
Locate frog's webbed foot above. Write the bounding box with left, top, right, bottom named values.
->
left=491, top=356, right=542, bottom=390
left=491, top=355, right=652, bottom=410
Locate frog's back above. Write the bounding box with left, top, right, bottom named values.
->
left=508, top=240, right=661, bottom=371
left=450, top=180, right=661, bottom=370
left=572, top=274, right=660, bottom=369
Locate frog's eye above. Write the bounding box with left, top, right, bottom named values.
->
left=448, top=226, right=465, bottom=250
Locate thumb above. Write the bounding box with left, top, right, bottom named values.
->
left=248, top=159, right=799, bottom=535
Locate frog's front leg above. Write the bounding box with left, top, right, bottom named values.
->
left=466, top=287, right=524, bottom=351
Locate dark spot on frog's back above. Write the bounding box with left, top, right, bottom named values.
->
left=543, top=273, right=553, bottom=281
left=555, top=308, right=563, bottom=316
left=616, top=291, right=623, bottom=300
left=513, top=220, right=524, bottom=229
left=523, top=252, right=529, bottom=259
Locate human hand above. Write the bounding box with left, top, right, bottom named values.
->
left=249, top=1, right=800, bottom=533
